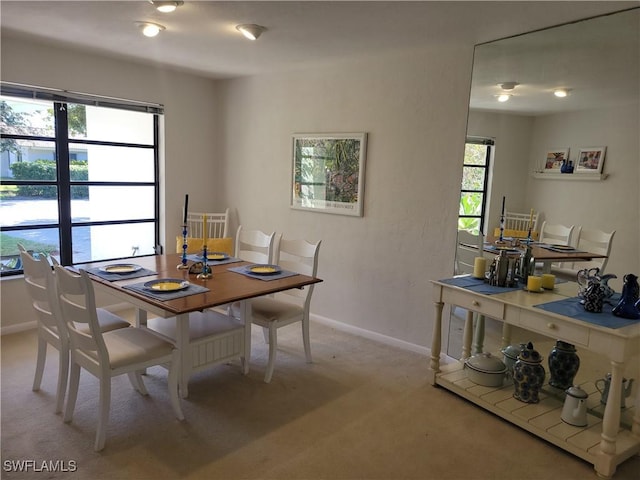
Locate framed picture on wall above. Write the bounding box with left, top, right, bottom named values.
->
left=576, top=147, right=606, bottom=174
left=543, top=148, right=570, bottom=171
left=291, top=133, right=367, bottom=216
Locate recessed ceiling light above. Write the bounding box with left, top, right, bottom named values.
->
left=554, top=89, right=570, bottom=98
left=136, top=21, right=166, bottom=37
left=496, top=93, right=512, bottom=102
left=148, top=1, right=183, bottom=13
left=236, top=24, right=266, bottom=41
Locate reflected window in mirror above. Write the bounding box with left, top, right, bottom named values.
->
left=458, top=137, right=493, bottom=235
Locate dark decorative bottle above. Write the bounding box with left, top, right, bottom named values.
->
left=548, top=340, right=580, bottom=390
left=513, top=342, right=545, bottom=404
left=612, top=273, right=640, bottom=319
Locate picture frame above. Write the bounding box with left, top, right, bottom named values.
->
left=576, top=147, right=606, bottom=174
left=543, top=148, right=570, bottom=171
left=291, top=133, right=367, bottom=216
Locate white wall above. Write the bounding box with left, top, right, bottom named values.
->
left=217, top=46, right=473, bottom=345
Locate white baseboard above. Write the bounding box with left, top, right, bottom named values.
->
left=1, top=320, right=37, bottom=336
left=1, top=309, right=455, bottom=365
left=310, top=313, right=431, bottom=356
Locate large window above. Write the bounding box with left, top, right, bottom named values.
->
left=0, top=84, right=162, bottom=276
left=458, top=137, right=493, bottom=234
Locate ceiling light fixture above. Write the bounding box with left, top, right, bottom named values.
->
left=236, top=24, right=266, bottom=41
left=148, top=1, right=183, bottom=13
left=496, top=93, right=512, bottom=102
left=554, top=88, right=570, bottom=98
left=136, top=21, right=166, bottom=37
left=499, top=81, right=519, bottom=91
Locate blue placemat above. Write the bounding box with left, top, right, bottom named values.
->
left=439, top=276, right=521, bottom=295
left=539, top=246, right=587, bottom=253
left=185, top=254, right=243, bottom=266
left=228, top=265, right=299, bottom=281
left=534, top=295, right=638, bottom=329
left=85, top=266, right=157, bottom=281
left=123, top=281, right=209, bottom=301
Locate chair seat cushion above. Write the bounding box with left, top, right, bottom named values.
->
left=249, top=297, right=303, bottom=323
left=102, top=328, right=175, bottom=369
left=75, top=309, right=130, bottom=334
left=175, top=236, right=234, bottom=255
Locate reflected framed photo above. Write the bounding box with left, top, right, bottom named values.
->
left=543, top=148, right=570, bottom=171
left=576, top=147, right=606, bottom=174
left=291, top=133, right=367, bottom=216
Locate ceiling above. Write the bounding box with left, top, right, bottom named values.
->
left=1, top=1, right=638, bottom=115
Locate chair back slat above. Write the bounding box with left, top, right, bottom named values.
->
left=187, top=209, right=229, bottom=239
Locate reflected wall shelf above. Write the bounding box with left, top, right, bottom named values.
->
left=532, top=172, right=609, bottom=181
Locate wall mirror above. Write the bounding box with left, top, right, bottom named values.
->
left=447, top=7, right=640, bottom=364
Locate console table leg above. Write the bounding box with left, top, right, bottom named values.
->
left=462, top=311, right=473, bottom=359
left=472, top=314, right=485, bottom=355
left=428, top=300, right=444, bottom=384
left=595, top=360, right=624, bottom=478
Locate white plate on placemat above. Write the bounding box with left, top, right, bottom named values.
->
left=144, top=279, right=189, bottom=292
left=99, top=264, right=142, bottom=274
left=246, top=264, right=282, bottom=275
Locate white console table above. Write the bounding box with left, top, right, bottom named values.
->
left=428, top=278, right=640, bottom=478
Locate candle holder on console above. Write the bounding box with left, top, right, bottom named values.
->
left=177, top=224, right=189, bottom=269
left=496, top=214, right=507, bottom=245
left=196, top=244, right=212, bottom=279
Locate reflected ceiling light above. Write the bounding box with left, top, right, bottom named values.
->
left=136, top=21, right=166, bottom=37
left=496, top=93, right=512, bottom=102
left=148, top=1, right=183, bottom=13
left=499, top=81, right=519, bottom=91
left=554, top=88, right=570, bottom=98
left=236, top=24, right=266, bottom=41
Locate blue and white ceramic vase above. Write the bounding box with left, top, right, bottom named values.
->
left=612, top=273, right=640, bottom=320
left=548, top=340, right=580, bottom=390
left=513, top=342, right=545, bottom=404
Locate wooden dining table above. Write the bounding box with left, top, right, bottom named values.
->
left=468, top=236, right=608, bottom=274
left=77, top=253, right=323, bottom=397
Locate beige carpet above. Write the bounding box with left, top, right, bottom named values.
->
left=2, top=319, right=639, bottom=480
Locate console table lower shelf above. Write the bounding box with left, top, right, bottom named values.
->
left=435, top=362, right=639, bottom=474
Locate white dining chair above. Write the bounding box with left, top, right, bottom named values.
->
left=234, top=238, right=321, bottom=383
left=539, top=221, right=575, bottom=246
left=504, top=211, right=539, bottom=233
left=552, top=228, right=616, bottom=279
left=234, top=225, right=278, bottom=263
left=53, top=265, right=184, bottom=451
left=187, top=209, right=229, bottom=239
left=454, top=230, right=486, bottom=356
left=18, top=245, right=130, bottom=414
left=455, top=229, right=483, bottom=276
left=177, top=208, right=232, bottom=254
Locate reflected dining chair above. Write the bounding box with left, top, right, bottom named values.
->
left=504, top=211, right=539, bottom=232
left=235, top=238, right=321, bottom=383
left=454, top=230, right=486, bottom=356
left=18, top=245, right=130, bottom=414
left=539, top=221, right=575, bottom=246
left=552, top=228, right=616, bottom=279
left=54, top=265, right=184, bottom=451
